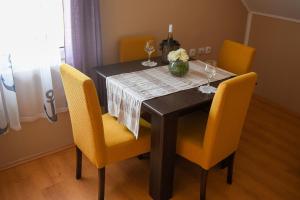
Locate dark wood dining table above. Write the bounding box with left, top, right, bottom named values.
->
left=93, top=58, right=225, bottom=200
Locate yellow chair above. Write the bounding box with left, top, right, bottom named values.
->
left=218, top=40, right=256, bottom=75
left=176, top=72, right=257, bottom=200
left=60, top=64, right=151, bottom=200
left=119, top=35, right=157, bottom=62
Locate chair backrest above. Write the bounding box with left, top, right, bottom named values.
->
left=60, top=64, right=106, bottom=168
left=218, top=40, right=256, bottom=75
left=119, top=35, right=157, bottom=62
left=202, top=72, right=257, bottom=169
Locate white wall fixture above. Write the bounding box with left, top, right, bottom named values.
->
left=198, top=47, right=206, bottom=55
left=205, top=46, right=212, bottom=54
left=189, top=48, right=196, bottom=57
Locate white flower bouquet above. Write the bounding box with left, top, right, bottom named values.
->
left=167, top=48, right=189, bottom=62
left=167, top=48, right=189, bottom=77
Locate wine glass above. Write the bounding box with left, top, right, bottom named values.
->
left=205, top=64, right=216, bottom=87
left=142, top=40, right=157, bottom=67
left=199, top=64, right=217, bottom=94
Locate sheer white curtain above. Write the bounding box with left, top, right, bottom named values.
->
left=0, top=0, right=67, bottom=135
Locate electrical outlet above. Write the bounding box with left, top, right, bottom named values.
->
left=205, top=46, right=212, bottom=54
left=189, top=49, right=196, bottom=57
left=198, top=47, right=205, bottom=55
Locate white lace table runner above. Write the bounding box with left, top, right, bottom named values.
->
left=106, top=60, right=235, bottom=138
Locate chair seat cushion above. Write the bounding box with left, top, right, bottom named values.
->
left=177, top=111, right=208, bottom=168
left=102, top=114, right=151, bottom=164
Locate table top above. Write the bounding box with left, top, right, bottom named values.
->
left=94, top=58, right=227, bottom=117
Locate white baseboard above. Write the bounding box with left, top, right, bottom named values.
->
left=252, top=11, right=300, bottom=24
left=244, top=12, right=253, bottom=45
left=0, top=144, right=75, bottom=171
left=240, top=0, right=250, bottom=12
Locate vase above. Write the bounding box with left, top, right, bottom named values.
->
left=168, top=60, right=189, bottom=77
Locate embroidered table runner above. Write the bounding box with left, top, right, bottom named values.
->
left=106, top=60, right=235, bottom=138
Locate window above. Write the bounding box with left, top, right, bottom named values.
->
left=0, top=0, right=66, bottom=126
left=0, top=0, right=65, bottom=64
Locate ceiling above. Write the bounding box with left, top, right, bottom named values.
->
left=243, top=0, right=300, bottom=21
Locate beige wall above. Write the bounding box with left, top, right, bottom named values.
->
left=249, top=14, right=300, bottom=115
left=100, top=0, right=248, bottom=64
left=0, top=113, right=73, bottom=169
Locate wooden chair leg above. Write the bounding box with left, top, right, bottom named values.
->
left=98, top=168, right=105, bottom=200
left=200, top=169, right=208, bottom=200
left=76, top=146, right=82, bottom=180
left=220, top=159, right=228, bottom=169
left=227, top=153, right=235, bottom=184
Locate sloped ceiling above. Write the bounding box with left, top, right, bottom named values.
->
left=243, top=0, right=300, bottom=20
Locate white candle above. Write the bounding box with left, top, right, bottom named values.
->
left=168, top=24, right=173, bottom=33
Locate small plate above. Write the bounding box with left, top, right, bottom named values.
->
left=198, top=85, right=217, bottom=94
left=141, top=61, right=158, bottom=67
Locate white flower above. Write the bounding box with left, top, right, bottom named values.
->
left=178, top=48, right=189, bottom=62
left=168, top=48, right=189, bottom=62
left=168, top=51, right=179, bottom=62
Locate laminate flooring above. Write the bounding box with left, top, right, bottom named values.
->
left=0, top=97, right=299, bottom=200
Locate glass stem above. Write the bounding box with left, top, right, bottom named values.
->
left=148, top=53, right=151, bottom=62
left=207, top=77, right=210, bottom=87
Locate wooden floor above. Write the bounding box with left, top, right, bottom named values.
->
left=0, top=97, right=300, bottom=200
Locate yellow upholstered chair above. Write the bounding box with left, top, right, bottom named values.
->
left=176, top=72, right=257, bottom=200
left=218, top=40, right=256, bottom=75
left=60, top=64, right=151, bottom=200
left=119, top=35, right=157, bottom=62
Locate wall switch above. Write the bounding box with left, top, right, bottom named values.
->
left=205, top=46, right=212, bottom=54
left=189, top=49, right=196, bottom=57
left=198, top=47, right=205, bottom=55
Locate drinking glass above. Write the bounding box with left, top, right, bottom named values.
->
left=142, top=40, right=157, bottom=67
left=199, top=64, right=217, bottom=94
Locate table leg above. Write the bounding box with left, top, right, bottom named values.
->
left=98, top=76, right=108, bottom=113
left=149, top=114, right=178, bottom=200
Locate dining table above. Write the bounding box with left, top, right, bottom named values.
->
left=93, top=57, right=230, bottom=200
